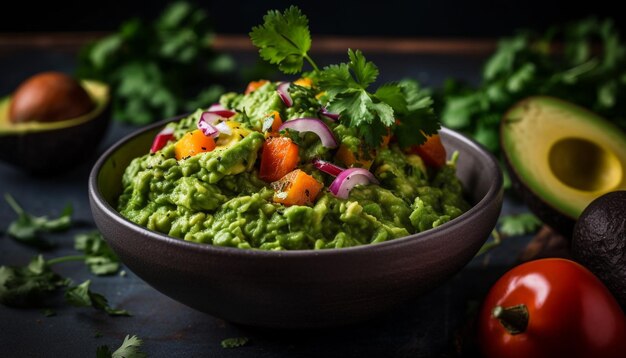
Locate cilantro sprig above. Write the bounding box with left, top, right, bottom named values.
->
left=250, top=6, right=439, bottom=147
left=5, top=193, right=72, bottom=249
left=97, top=335, right=146, bottom=358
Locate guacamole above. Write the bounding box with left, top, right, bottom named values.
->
left=117, top=81, right=470, bottom=250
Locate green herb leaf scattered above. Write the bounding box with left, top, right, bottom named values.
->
left=0, top=255, right=69, bottom=307
left=221, top=337, right=250, bottom=349
left=97, top=335, right=146, bottom=358
left=65, top=280, right=131, bottom=316
left=498, top=213, right=542, bottom=237
left=74, top=231, right=120, bottom=276
left=4, top=193, right=72, bottom=248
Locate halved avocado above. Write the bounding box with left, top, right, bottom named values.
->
left=501, top=96, right=626, bottom=237
left=0, top=80, right=111, bottom=174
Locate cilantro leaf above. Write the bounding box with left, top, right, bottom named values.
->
left=394, top=79, right=440, bottom=147
left=4, top=194, right=72, bottom=248
left=65, top=280, right=131, bottom=316
left=74, top=231, right=121, bottom=276
left=97, top=335, right=146, bottom=358
left=498, top=213, right=542, bottom=237
left=319, top=50, right=398, bottom=146
left=249, top=6, right=314, bottom=74
left=221, top=337, right=250, bottom=349
left=0, top=255, right=69, bottom=307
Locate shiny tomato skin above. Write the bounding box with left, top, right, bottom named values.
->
left=478, top=258, right=626, bottom=358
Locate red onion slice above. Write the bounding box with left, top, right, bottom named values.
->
left=207, top=103, right=236, bottom=118
left=150, top=127, right=175, bottom=153
left=279, top=118, right=338, bottom=148
left=312, top=158, right=344, bottom=177
left=328, top=168, right=379, bottom=199
left=277, top=82, right=293, bottom=107
left=197, top=116, right=220, bottom=138
left=201, top=111, right=222, bottom=125
left=320, top=107, right=340, bottom=121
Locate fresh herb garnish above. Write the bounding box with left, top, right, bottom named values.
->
left=75, top=231, right=121, bottom=276
left=4, top=193, right=72, bottom=248
left=221, top=337, right=250, bottom=349
left=498, top=213, right=542, bottom=237
left=65, top=280, right=131, bottom=316
left=250, top=6, right=439, bottom=147
left=97, top=335, right=146, bottom=358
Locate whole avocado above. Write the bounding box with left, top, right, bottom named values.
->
left=572, top=191, right=626, bottom=309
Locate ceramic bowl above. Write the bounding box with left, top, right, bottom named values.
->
left=88, top=119, right=503, bottom=328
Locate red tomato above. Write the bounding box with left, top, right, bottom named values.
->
left=478, top=258, right=626, bottom=358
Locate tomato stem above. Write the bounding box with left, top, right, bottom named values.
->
left=492, top=304, right=529, bottom=335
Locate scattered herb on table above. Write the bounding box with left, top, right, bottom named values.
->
left=77, top=1, right=235, bottom=125
left=75, top=231, right=121, bottom=276
left=4, top=193, right=72, bottom=248
left=0, top=254, right=76, bottom=307
left=249, top=6, right=439, bottom=148
left=65, top=280, right=131, bottom=316
left=221, top=337, right=250, bottom=349
left=0, top=254, right=130, bottom=315
left=97, top=335, right=146, bottom=358
left=498, top=213, right=542, bottom=237
left=437, top=18, right=626, bottom=154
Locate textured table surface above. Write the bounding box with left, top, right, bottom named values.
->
left=0, top=45, right=534, bottom=358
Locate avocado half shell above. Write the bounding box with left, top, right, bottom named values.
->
left=0, top=80, right=111, bottom=174
left=501, top=96, right=626, bottom=238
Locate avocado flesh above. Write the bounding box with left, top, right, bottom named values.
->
left=0, top=80, right=111, bottom=174
left=501, top=96, right=626, bottom=235
left=0, top=80, right=109, bottom=133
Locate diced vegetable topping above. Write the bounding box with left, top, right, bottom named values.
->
left=410, top=134, right=447, bottom=168
left=245, top=80, right=268, bottom=94
left=279, top=118, right=338, bottom=148
left=259, top=137, right=300, bottom=182
left=328, top=168, right=379, bottom=199
left=150, top=127, right=174, bottom=153
left=174, top=129, right=216, bottom=160
left=277, top=81, right=293, bottom=107
left=271, top=169, right=323, bottom=206
left=312, top=158, right=344, bottom=177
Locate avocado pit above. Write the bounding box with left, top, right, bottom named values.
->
left=548, top=137, right=622, bottom=192
left=9, top=71, right=95, bottom=124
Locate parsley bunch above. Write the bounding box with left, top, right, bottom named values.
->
left=250, top=6, right=439, bottom=148
left=438, top=17, right=626, bottom=153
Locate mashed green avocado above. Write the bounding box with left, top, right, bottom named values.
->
left=118, top=82, right=470, bottom=250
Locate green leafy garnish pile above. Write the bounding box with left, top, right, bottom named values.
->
left=77, top=1, right=235, bottom=125
left=2, top=196, right=126, bottom=315
left=438, top=17, right=626, bottom=153
left=249, top=6, right=439, bottom=148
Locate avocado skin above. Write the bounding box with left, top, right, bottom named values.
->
left=572, top=191, right=626, bottom=309
left=503, top=155, right=575, bottom=238
left=0, top=103, right=111, bottom=174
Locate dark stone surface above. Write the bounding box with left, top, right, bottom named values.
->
left=0, top=48, right=532, bottom=357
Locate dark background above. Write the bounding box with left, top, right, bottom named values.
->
left=3, top=0, right=625, bottom=37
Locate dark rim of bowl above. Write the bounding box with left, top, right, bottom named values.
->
left=89, top=117, right=503, bottom=258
